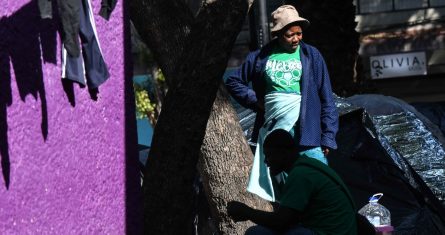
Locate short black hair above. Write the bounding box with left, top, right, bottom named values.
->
left=263, top=129, right=295, bottom=149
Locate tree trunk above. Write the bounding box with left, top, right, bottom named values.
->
left=130, top=0, right=269, bottom=234
left=198, top=85, right=272, bottom=234
left=129, top=0, right=194, bottom=86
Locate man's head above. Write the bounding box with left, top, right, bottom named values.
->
left=263, top=129, right=297, bottom=176
left=270, top=5, right=309, bottom=53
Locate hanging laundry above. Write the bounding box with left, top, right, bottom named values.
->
left=99, top=0, right=118, bottom=21
left=38, top=0, right=81, bottom=57
left=62, top=0, right=110, bottom=89
left=38, top=0, right=110, bottom=89
left=37, top=0, right=53, bottom=19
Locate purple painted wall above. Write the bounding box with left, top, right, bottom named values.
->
left=0, top=1, right=142, bottom=234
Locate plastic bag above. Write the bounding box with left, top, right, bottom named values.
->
left=358, top=193, right=391, bottom=227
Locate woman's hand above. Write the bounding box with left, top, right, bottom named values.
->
left=322, top=147, right=330, bottom=156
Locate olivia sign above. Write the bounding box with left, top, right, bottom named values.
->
left=370, top=52, right=427, bottom=79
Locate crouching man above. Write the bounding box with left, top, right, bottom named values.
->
left=227, top=129, right=357, bottom=235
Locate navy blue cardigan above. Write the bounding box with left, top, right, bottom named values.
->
left=225, top=40, right=338, bottom=150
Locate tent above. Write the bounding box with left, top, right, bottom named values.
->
left=234, top=94, right=445, bottom=234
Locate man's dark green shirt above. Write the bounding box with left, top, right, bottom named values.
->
left=280, top=157, right=357, bottom=235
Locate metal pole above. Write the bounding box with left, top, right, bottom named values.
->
left=258, top=0, right=270, bottom=47
left=248, top=3, right=259, bottom=50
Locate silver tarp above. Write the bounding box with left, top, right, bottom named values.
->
left=345, top=94, right=445, bottom=204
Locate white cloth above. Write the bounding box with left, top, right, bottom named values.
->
left=247, top=92, right=301, bottom=201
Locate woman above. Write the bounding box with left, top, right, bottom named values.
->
left=225, top=5, right=338, bottom=201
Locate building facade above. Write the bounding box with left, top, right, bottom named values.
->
left=355, top=0, right=445, bottom=102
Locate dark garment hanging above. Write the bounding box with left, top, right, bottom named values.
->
left=63, top=0, right=110, bottom=89
left=38, top=0, right=109, bottom=88
left=38, top=0, right=53, bottom=19
left=58, top=0, right=81, bottom=57
left=38, top=0, right=81, bottom=57
left=99, top=0, right=118, bottom=21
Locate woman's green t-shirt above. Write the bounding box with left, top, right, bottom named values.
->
left=264, top=45, right=302, bottom=94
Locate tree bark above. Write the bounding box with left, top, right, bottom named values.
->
left=130, top=0, right=269, bottom=234
left=198, top=85, right=272, bottom=234
left=129, top=0, right=194, bottom=86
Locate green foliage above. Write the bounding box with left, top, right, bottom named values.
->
left=134, top=83, right=155, bottom=119
left=155, top=68, right=166, bottom=83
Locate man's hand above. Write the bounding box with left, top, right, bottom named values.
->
left=227, top=201, right=251, bottom=222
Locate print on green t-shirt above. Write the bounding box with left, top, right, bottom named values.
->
left=264, top=45, right=302, bottom=94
